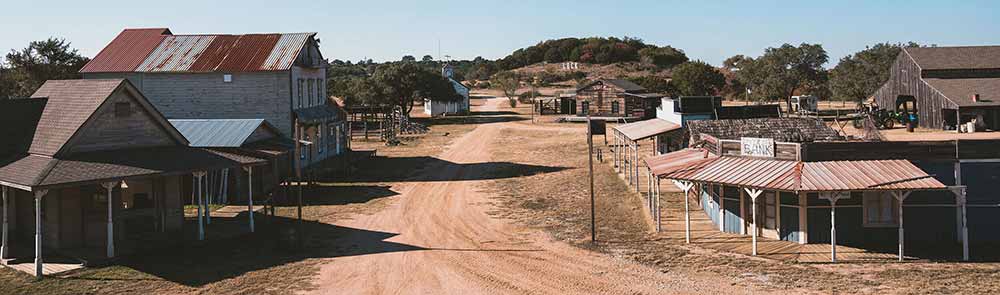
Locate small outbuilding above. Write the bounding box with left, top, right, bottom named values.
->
left=425, top=64, right=470, bottom=116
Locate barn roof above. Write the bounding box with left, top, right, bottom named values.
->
left=905, top=46, right=1000, bottom=71
left=80, top=28, right=317, bottom=73
left=924, top=78, right=1000, bottom=107
left=169, top=119, right=281, bottom=148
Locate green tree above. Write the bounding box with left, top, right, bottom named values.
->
left=626, top=76, right=674, bottom=95
left=372, top=62, right=460, bottom=116
left=732, top=43, right=828, bottom=111
left=669, top=61, right=726, bottom=96
left=830, top=42, right=916, bottom=106
left=401, top=55, right=416, bottom=62
left=3, top=38, right=89, bottom=98
left=492, top=71, right=521, bottom=107
left=638, top=46, right=689, bottom=69
left=421, top=55, right=434, bottom=62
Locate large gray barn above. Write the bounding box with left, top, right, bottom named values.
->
left=79, top=28, right=347, bottom=169
left=873, top=46, right=1000, bottom=130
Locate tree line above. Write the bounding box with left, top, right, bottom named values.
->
left=0, top=38, right=89, bottom=99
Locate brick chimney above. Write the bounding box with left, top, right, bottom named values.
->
left=972, top=93, right=981, bottom=102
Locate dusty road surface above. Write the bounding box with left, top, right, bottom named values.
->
left=306, top=98, right=747, bottom=294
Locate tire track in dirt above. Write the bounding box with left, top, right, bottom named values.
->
left=304, top=98, right=749, bottom=294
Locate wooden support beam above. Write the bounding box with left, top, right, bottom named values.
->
left=193, top=172, right=206, bottom=241
left=950, top=186, right=970, bottom=261
left=799, top=192, right=808, bottom=244
left=245, top=166, right=255, bottom=233
left=819, top=192, right=849, bottom=262
left=101, top=181, right=118, bottom=258
left=719, top=185, right=725, bottom=232
left=673, top=180, right=694, bottom=243
left=744, top=187, right=763, bottom=256
left=892, top=191, right=912, bottom=262
left=1, top=186, right=7, bottom=260
left=33, top=189, right=48, bottom=278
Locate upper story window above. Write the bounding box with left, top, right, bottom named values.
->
left=318, top=79, right=325, bottom=105
left=223, top=74, right=233, bottom=83
left=115, top=102, right=131, bottom=118
left=308, top=79, right=315, bottom=106
left=316, top=126, right=324, bottom=154
left=297, top=79, right=305, bottom=108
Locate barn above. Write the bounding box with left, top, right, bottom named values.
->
left=873, top=46, right=1000, bottom=130
left=575, top=79, right=664, bottom=119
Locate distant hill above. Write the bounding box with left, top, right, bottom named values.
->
left=495, top=37, right=689, bottom=71
left=510, top=61, right=671, bottom=84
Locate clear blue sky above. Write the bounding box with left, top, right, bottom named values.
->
left=2, top=0, right=997, bottom=66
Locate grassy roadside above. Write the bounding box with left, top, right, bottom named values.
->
left=483, top=124, right=1000, bottom=294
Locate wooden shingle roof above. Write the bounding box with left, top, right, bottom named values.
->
left=29, top=79, right=125, bottom=156
left=905, top=46, right=1000, bottom=71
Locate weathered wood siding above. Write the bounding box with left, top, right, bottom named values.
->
left=873, top=52, right=955, bottom=129
left=65, top=89, right=176, bottom=155
left=575, top=82, right=645, bottom=117
left=84, top=71, right=296, bottom=135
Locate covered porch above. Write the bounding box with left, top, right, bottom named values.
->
left=611, top=118, right=681, bottom=193
left=643, top=148, right=968, bottom=262
left=0, top=147, right=267, bottom=277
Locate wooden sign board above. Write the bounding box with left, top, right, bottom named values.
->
left=589, top=119, right=606, bottom=135
left=740, top=137, right=774, bottom=157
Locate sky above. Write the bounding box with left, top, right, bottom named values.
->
left=1, top=0, right=998, bottom=67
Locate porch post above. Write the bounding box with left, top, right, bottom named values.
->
left=633, top=142, right=639, bottom=192
left=245, top=166, right=255, bottom=233
left=655, top=177, right=662, bottom=232
left=101, top=181, right=118, bottom=258
left=1, top=186, right=7, bottom=260
left=33, top=189, right=48, bottom=278
left=674, top=180, right=694, bottom=243
left=892, top=191, right=912, bottom=261
left=193, top=172, right=206, bottom=241
left=820, top=192, right=847, bottom=262
left=204, top=173, right=211, bottom=225
left=799, top=192, right=808, bottom=244
left=719, top=186, right=725, bottom=232
left=952, top=187, right=969, bottom=261
left=745, top=188, right=763, bottom=256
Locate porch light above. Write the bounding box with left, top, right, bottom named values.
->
left=120, top=181, right=128, bottom=189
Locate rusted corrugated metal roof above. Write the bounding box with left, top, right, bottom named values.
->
left=644, top=148, right=717, bottom=178
left=800, top=160, right=945, bottom=191
left=80, top=28, right=171, bottom=73
left=648, top=153, right=945, bottom=192
left=82, top=28, right=316, bottom=73
left=614, top=118, right=681, bottom=141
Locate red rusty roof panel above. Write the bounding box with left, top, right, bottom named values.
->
left=79, top=28, right=171, bottom=73
left=649, top=153, right=945, bottom=192
left=82, top=28, right=315, bottom=73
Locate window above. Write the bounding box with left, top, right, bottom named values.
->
left=863, top=192, right=899, bottom=227
left=611, top=101, right=620, bottom=114
left=115, top=102, right=131, bottom=117
left=223, top=74, right=233, bottom=83
left=307, top=79, right=315, bottom=106
left=581, top=101, right=590, bottom=115
left=297, top=79, right=305, bottom=108
left=763, top=192, right=777, bottom=228
left=317, top=126, right=324, bottom=154
left=318, top=79, right=325, bottom=104
left=335, top=125, right=342, bottom=154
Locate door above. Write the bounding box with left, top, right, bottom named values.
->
left=723, top=196, right=742, bottom=234
left=779, top=192, right=800, bottom=242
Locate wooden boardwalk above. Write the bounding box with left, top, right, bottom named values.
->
left=5, top=259, right=83, bottom=276
left=607, top=141, right=903, bottom=263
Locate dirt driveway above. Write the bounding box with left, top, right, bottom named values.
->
left=306, top=98, right=748, bottom=294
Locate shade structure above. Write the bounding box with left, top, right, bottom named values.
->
left=614, top=118, right=681, bottom=141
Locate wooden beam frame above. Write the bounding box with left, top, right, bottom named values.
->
left=819, top=192, right=850, bottom=262
left=744, top=187, right=763, bottom=256
left=673, top=180, right=694, bottom=243
left=891, top=191, right=913, bottom=261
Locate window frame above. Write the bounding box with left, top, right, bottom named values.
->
left=308, top=79, right=315, bottom=106
left=297, top=79, right=305, bottom=108
left=862, top=191, right=899, bottom=228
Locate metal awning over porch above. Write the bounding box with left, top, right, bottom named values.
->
left=640, top=148, right=964, bottom=263
left=613, top=118, right=681, bottom=141
left=644, top=149, right=946, bottom=192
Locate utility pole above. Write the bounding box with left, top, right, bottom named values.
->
left=588, top=114, right=596, bottom=243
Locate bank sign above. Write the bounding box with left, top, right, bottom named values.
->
left=741, top=137, right=775, bottom=157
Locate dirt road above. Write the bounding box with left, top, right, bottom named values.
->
left=307, top=98, right=745, bottom=294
